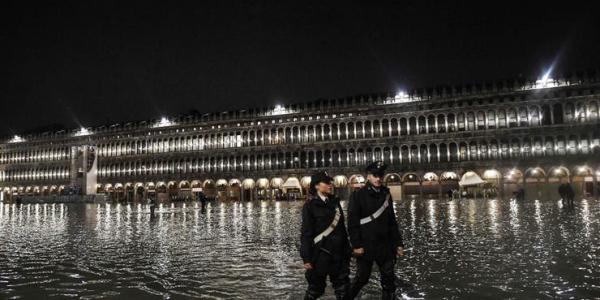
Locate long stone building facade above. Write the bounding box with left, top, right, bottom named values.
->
left=1, top=71, right=600, bottom=201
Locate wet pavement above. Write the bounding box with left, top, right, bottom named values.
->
left=0, top=198, right=599, bottom=299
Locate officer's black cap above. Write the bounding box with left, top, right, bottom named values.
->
left=366, top=161, right=387, bottom=177
left=311, top=171, right=333, bottom=186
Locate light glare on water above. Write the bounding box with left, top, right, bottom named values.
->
left=0, top=198, right=599, bottom=299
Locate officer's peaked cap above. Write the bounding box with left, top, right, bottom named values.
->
left=311, top=171, right=333, bottom=186
left=366, top=161, right=387, bottom=177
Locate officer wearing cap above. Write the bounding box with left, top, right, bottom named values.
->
left=300, top=171, right=351, bottom=299
left=348, top=161, right=404, bottom=299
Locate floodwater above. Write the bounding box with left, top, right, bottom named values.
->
left=0, top=198, right=599, bottom=299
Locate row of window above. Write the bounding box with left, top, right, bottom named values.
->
left=0, top=168, right=69, bottom=183
left=2, top=134, right=598, bottom=183
left=2, top=100, right=599, bottom=163
left=0, top=147, right=70, bottom=164
left=93, top=102, right=597, bottom=158
left=91, top=135, right=598, bottom=179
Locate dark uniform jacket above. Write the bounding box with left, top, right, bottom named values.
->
left=300, top=194, right=351, bottom=264
left=347, top=183, right=403, bottom=256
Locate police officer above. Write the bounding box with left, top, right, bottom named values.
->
left=300, top=171, right=351, bottom=299
left=348, top=161, right=404, bottom=299
left=148, top=196, right=156, bottom=217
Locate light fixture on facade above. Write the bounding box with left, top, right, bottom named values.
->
left=384, top=90, right=421, bottom=104
left=74, top=127, right=92, bottom=136
left=394, top=91, right=410, bottom=102
left=154, top=117, right=175, bottom=128
left=9, top=135, right=24, bottom=143
left=272, top=104, right=289, bottom=116
left=531, top=69, right=559, bottom=89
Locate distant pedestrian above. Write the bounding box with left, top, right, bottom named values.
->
left=149, top=196, right=156, bottom=217
left=558, top=183, right=567, bottom=205
left=514, top=188, right=525, bottom=201
left=565, top=183, right=575, bottom=207
left=198, top=190, right=208, bottom=213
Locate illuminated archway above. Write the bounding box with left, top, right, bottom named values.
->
left=421, top=172, right=440, bottom=196
left=504, top=169, right=523, bottom=183
left=573, top=165, right=595, bottom=197
left=524, top=167, right=546, bottom=182
left=179, top=180, right=191, bottom=189
left=548, top=167, right=569, bottom=183
left=384, top=173, right=401, bottom=185
left=440, top=171, right=459, bottom=194
left=270, top=177, right=283, bottom=189
left=242, top=178, right=255, bottom=190
left=333, top=175, right=348, bottom=188
left=191, top=180, right=202, bottom=188
left=422, top=172, right=439, bottom=182
left=228, top=178, right=242, bottom=200
left=156, top=182, right=167, bottom=194
left=401, top=173, right=421, bottom=196
left=256, top=178, right=269, bottom=189
left=134, top=182, right=145, bottom=200
left=348, top=174, right=365, bottom=188
left=300, top=176, right=312, bottom=190
left=441, top=171, right=458, bottom=181
left=402, top=173, right=420, bottom=183
left=482, top=169, right=501, bottom=186
left=202, top=179, right=216, bottom=198
left=256, top=178, right=270, bottom=200
left=229, top=178, right=241, bottom=187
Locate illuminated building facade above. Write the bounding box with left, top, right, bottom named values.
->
left=1, top=71, right=599, bottom=201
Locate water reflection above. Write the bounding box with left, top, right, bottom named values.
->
left=0, top=197, right=599, bottom=299
left=488, top=199, right=499, bottom=236
left=447, top=200, right=458, bottom=236
left=509, top=199, right=520, bottom=232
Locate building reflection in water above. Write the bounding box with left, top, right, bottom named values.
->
left=468, top=199, right=477, bottom=228
left=409, top=199, right=416, bottom=232
left=488, top=199, right=499, bottom=236
left=427, top=199, right=437, bottom=236
left=509, top=199, right=520, bottom=233
left=448, top=199, right=458, bottom=236
left=534, top=199, right=542, bottom=228
left=581, top=199, right=590, bottom=237
left=1, top=198, right=600, bottom=299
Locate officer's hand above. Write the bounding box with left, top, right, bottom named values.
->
left=397, top=247, right=404, bottom=257
left=353, top=248, right=365, bottom=257
left=303, top=263, right=313, bottom=270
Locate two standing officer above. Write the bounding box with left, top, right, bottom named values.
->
left=348, top=161, right=404, bottom=299
left=300, top=171, right=351, bottom=299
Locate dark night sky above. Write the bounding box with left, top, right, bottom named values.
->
left=1, top=1, right=599, bottom=137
